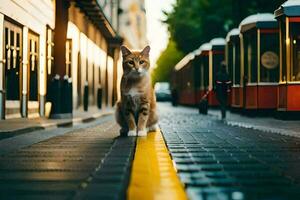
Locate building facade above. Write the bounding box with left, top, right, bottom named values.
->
left=0, top=0, right=123, bottom=120
left=119, top=0, right=148, bottom=49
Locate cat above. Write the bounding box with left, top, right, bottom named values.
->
left=115, top=45, right=158, bottom=137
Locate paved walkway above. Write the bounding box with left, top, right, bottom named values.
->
left=160, top=103, right=300, bottom=199
left=1, top=103, right=300, bottom=200
left=208, top=109, right=300, bottom=138
left=0, top=116, right=135, bottom=200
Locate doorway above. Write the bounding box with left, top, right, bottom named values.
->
left=4, top=20, right=22, bottom=101
left=28, top=31, right=39, bottom=101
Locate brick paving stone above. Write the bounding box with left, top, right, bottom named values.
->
left=0, top=118, right=135, bottom=200
left=73, top=137, right=135, bottom=200
left=158, top=103, right=300, bottom=200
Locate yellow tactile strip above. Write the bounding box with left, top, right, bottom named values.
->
left=127, top=131, right=188, bottom=200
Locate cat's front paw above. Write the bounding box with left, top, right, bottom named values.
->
left=147, top=123, right=159, bottom=132
left=137, top=129, right=147, bottom=137
left=128, top=129, right=137, bottom=137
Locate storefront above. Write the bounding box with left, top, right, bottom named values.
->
left=0, top=0, right=122, bottom=120
left=0, top=0, right=55, bottom=119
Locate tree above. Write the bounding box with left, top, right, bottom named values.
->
left=164, top=0, right=286, bottom=54
left=151, top=40, right=184, bottom=84
left=152, top=0, right=286, bottom=84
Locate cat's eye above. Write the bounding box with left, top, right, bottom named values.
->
left=139, top=60, right=145, bottom=65
left=128, top=61, right=134, bottom=65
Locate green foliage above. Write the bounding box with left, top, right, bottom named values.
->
left=152, top=40, right=184, bottom=83
left=152, top=0, right=285, bottom=83
left=164, top=0, right=286, bottom=54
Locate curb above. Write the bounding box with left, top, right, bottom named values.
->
left=0, top=110, right=114, bottom=140
left=207, top=112, right=300, bottom=138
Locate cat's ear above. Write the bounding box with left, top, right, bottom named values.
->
left=141, top=45, right=150, bottom=57
left=120, top=46, right=132, bottom=57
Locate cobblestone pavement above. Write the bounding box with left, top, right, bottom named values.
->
left=159, top=103, right=300, bottom=200
left=0, top=116, right=135, bottom=200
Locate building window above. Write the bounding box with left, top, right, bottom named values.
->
left=46, top=26, right=54, bottom=76
left=28, top=31, right=39, bottom=101
left=66, top=39, right=72, bottom=77
left=4, top=20, right=22, bottom=100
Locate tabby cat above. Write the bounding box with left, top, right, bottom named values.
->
left=115, top=45, right=158, bottom=136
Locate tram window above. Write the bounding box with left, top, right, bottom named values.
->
left=228, top=43, right=234, bottom=83
left=213, top=54, right=224, bottom=89
left=244, top=32, right=258, bottom=83
left=281, top=21, right=287, bottom=82
left=200, top=62, right=204, bottom=89
left=203, top=56, right=209, bottom=89
left=260, top=32, right=279, bottom=82
left=290, top=22, right=300, bottom=82
left=234, top=42, right=241, bottom=85
left=194, top=58, right=201, bottom=89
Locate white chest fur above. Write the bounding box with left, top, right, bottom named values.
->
left=126, top=88, right=142, bottom=113
left=127, top=88, right=142, bottom=97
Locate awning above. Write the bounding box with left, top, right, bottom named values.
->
left=74, top=0, right=117, bottom=39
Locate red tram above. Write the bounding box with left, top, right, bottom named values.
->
left=239, top=13, right=279, bottom=111
left=198, top=43, right=211, bottom=103
left=173, top=43, right=213, bottom=106
left=226, top=28, right=242, bottom=109
left=172, top=1, right=300, bottom=118
left=173, top=53, right=197, bottom=105
left=208, top=38, right=226, bottom=106
left=275, top=1, right=300, bottom=113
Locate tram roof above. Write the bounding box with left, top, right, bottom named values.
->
left=193, top=49, right=202, bottom=56
left=174, top=52, right=195, bottom=71
left=275, top=0, right=300, bottom=17
left=239, top=13, right=278, bottom=33
left=226, top=28, right=239, bottom=42
left=210, top=38, right=226, bottom=50
left=199, top=43, right=212, bottom=52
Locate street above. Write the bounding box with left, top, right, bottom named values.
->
left=1, top=103, right=300, bottom=199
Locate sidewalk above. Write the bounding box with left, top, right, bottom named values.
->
left=0, top=106, right=114, bottom=140
left=208, top=109, right=300, bottom=138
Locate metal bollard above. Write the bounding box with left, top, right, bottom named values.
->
left=97, top=87, right=102, bottom=109
left=171, top=89, right=178, bottom=107
left=83, top=81, right=89, bottom=111
left=198, top=98, right=208, bottom=115
left=68, top=77, right=73, bottom=113
left=61, top=75, right=73, bottom=114
left=49, top=74, right=61, bottom=115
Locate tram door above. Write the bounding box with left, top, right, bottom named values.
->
left=28, top=32, right=39, bottom=101
left=4, top=21, right=22, bottom=101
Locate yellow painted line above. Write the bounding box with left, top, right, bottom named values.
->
left=127, top=131, right=188, bottom=200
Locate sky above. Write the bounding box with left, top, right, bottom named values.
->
left=145, top=0, right=175, bottom=67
